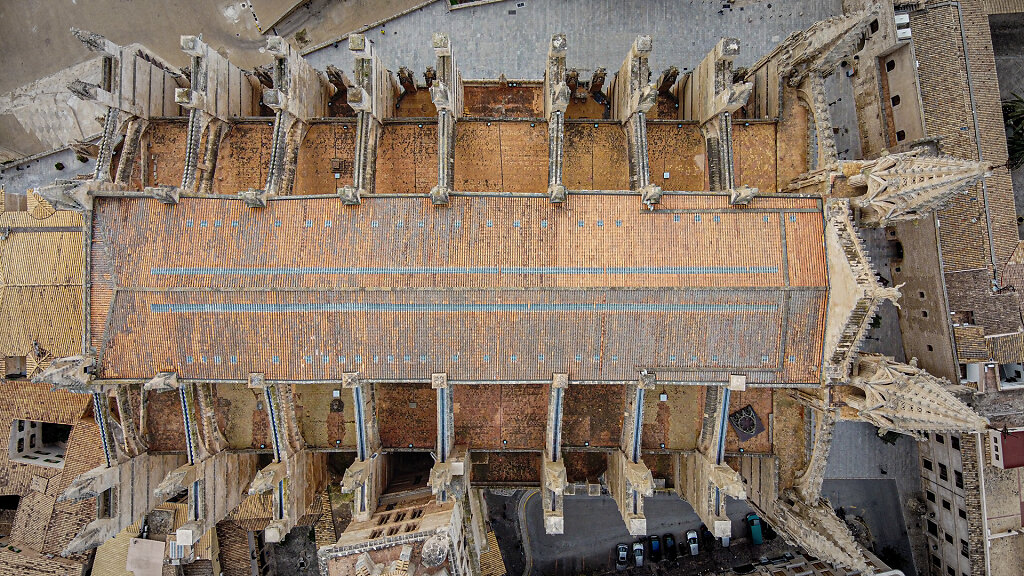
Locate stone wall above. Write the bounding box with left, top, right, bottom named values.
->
left=959, top=433, right=986, bottom=576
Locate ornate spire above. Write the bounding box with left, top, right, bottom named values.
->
left=846, top=354, right=989, bottom=434
left=766, top=491, right=874, bottom=574
left=849, top=151, right=992, bottom=227
left=775, top=8, right=878, bottom=87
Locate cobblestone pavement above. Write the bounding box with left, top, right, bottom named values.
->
left=305, top=0, right=843, bottom=83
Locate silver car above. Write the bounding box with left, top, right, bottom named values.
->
left=686, top=530, right=699, bottom=556
left=616, top=543, right=629, bottom=571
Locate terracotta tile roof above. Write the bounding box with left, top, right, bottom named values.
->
left=228, top=493, right=321, bottom=532
left=992, top=333, right=1024, bottom=364
left=463, top=84, right=543, bottom=118
left=215, top=521, right=252, bottom=576
left=562, top=384, right=625, bottom=448
left=452, top=384, right=548, bottom=450
left=91, top=194, right=827, bottom=384
left=469, top=451, right=541, bottom=485
left=9, top=491, right=55, bottom=551
left=562, top=451, right=607, bottom=483
left=648, top=124, right=707, bottom=191
left=733, top=123, right=779, bottom=193
left=377, top=383, right=436, bottom=449
left=376, top=125, right=438, bottom=195
left=0, top=546, right=82, bottom=575
left=564, top=125, right=630, bottom=190
left=0, top=210, right=83, bottom=359
left=954, top=325, right=991, bottom=361
left=296, top=123, right=357, bottom=196
left=0, top=381, right=101, bottom=559
left=946, top=269, right=1022, bottom=336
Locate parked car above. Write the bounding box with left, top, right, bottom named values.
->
left=616, top=544, right=629, bottom=571
left=686, top=530, right=699, bottom=556
left=648, top=534, right=662, bottom=562
left=699, top=524, right=714, bottom=548
left=746, top=513, right=764, bottom=545
left=663, top=533, right=677, bottom=560
left=632, top=541, right=644, bottom=567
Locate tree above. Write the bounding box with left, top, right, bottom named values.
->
left=1004, top=93, right=1024, bottom=171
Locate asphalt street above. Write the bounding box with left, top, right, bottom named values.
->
left=523, top=492, right=754, bottom=576
left=822, top=478, right=915, bottom=575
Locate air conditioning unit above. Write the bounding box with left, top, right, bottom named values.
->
left=895, top=14, right=912, bottom=40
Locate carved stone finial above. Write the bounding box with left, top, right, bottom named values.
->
left=848, top=151, right=993, bottom=227
left=431, top=32, right=451, bottom=56
left=552, top=373, right=569, bottom=389
left=709, top=462, right=746, bottom=499
left=68, top=79, right=98, bottom=101
left=144, top=371, right=179, bottom=392
left=632, top=84, right=659, bottom=115
left=623, top=459, right=655, bottom=495
left=348, top=34, right=366, bottom=52
left=431, top=372, right=449, bottom=389
left=638, top=371, right=657, bottom=390
left=247, top=372, right=266, bottom=389
left=338, top=185, right=362, bottom=206
left=548, top=184, right=567, bottom=203
left=549, top=33, right=568, bottom=56
left=430, top=185, right=450, bottom=206
left=729, top=185, right=758, bottom=205
left=641, top=183, right=663, bottom=206
left=58, top=465, right=117, bottom=502
left=32, top=354, right=95, bottom=390
left=846, top=354, right=990, bottom=434
left=550, top=83, right=571, bottom=113
left=342, top=372, right=361, bottom=389
left=144, top=185, right=180, bottom=205
left=63, top=519, right=121, bottom=556
left=71, top=28, right=111, bottom=54
left=34, top=182, right=93, bottom=212
left=776, top=9, right=879, bottom=87
left=153, top=465, right=192, bottom=500
left=238, top=188, right=269, bottom=208
left=429, top=82, right=452, bottom=111
left=249, top=461, right=287, bottom=494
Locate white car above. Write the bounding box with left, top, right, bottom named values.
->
left=686, top=530, right=699, bottom=556
left=632, top=541, right=644, bottom=567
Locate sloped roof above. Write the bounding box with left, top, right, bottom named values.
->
left=90, top=193, right=829, bottom=384
left=0, top=205, right=83, bottom=359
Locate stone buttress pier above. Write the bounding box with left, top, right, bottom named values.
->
left=610, top=36, right=661, bottom=206
left=607, top=373, right=656, bottom=535
left=340, top=34, right=398, bottom=204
